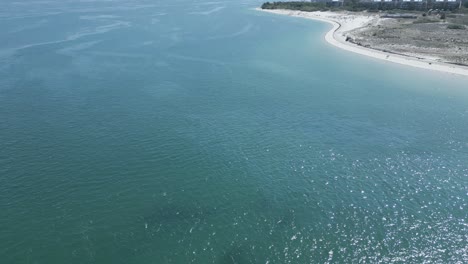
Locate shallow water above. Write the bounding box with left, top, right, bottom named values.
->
left=1, top=0, right=467, bottom=263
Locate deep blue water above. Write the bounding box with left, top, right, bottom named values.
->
left=1, top=0, right=467, bottom=263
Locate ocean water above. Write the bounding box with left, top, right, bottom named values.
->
left=1, top=0, right=467, bottom=263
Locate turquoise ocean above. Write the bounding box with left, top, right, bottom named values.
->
left=1, top=0, right=467, bottom=263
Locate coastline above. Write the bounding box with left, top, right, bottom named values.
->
left=257, top=8, right=468, bottom=77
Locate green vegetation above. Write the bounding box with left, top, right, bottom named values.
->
left=273, top=1, right=389, bottom=12
left=260, top=1, right=369, bottom=12
left=447, top=24, right=465, bottom=29
left=261, top=1, right=464, bottom=12
left=261, top=2, right=330, bottom=12
left=261, top=1, right=468, bottom=28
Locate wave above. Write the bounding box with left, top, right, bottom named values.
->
left=56, top=40, right=102, bottom=55
left=66, top=21, right=131, bottom=41
left=189, top=6, right=225, bottom=16
left=0, top=20, right=130, bottom=58
left=167, top=53, right=226, bottom=66
left=79, top=15, right=120, bottom=21
left=208, top=23, right=253, bottom=40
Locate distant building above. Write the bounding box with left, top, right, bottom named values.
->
left=309, top=0, right=462, bottom=9
left=366, top=0, right=462, bottom=9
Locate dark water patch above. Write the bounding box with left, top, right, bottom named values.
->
left=217, top=244, right=257, bottom=264
left=141, top=203, right=216, bottom=229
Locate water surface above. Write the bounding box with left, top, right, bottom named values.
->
left=1, top=0, right=467, bottom=263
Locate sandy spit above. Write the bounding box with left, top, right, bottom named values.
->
left=257, top=8, right=468, bottom=77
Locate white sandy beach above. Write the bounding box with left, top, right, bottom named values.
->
left=258, top=8, right=468, bottom=77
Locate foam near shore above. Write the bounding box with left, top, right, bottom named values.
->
left=257, top=8, right=468, bottom=77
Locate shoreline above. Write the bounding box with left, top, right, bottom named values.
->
left=257, top=8, right=468, bottom=77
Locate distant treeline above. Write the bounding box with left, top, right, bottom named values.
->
left=261, top=1, right=465, bottom=12
left=261, top=2, right=330, bottom=12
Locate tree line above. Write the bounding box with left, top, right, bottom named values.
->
left=261, top=1, right=466, bottom=12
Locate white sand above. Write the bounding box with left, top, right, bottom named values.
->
left=257, top=8, right=468, bottom=77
